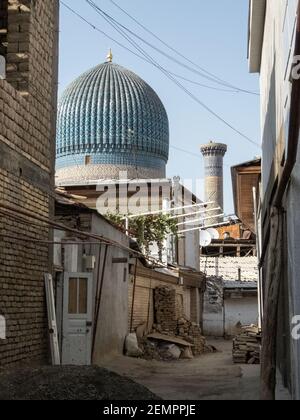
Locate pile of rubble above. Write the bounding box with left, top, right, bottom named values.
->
left=138, top=336, right=190, bottom=361
left=151, top=318, right=206, bottom=356
left=232, top=326, right=261, bottom=364
left=154, top=286, right=179, bottom=332
left=127, top=286, right=213, bottom=361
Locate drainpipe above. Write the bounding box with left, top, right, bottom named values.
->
left=274, top=1, right=300, bottom=208
left=253, top=187, right=262, bottom=330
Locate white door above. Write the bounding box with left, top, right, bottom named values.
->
left=62, top=273, right=93, bottom=365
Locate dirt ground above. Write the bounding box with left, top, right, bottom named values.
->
left=0, top=366, right=159, bottom=400
left=99, top=339, right=261, bottom=401
left=0, top=339, right=290, bottom=400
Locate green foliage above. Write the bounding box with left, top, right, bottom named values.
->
left=105, top=212, right=125, bottom=228
left=105, top=212, right=178, bottom=257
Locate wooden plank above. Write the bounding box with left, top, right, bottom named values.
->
left=44, top=274, right=61, bottom=366
left=260, top=208, right=283, bottom=400
left=147, top=333, right=193, bottom=347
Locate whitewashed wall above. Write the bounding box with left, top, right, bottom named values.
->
left=224, top=297, right=258, bottom=337
left=258, top=0, right=300, bottom=400
left=260, top=0, right=298, bottom=193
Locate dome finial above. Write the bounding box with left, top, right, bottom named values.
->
left=106, top=48, right=113, bottom=63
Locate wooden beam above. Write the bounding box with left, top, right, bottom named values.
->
left=261, top=207, right=283, bottom=400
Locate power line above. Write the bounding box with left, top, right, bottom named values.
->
left=85, top=0, right=261, bottom=149
left=168, top=72, right=241, bottom=93
left=107, top=0, right=259, bottom=96
left=60, top=1, right=259, bottom=158
left=60, top=1, right=241, bottom=94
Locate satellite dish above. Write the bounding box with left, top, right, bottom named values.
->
left=206, top=228, right=220, bottom=240
left=200, top=230, right=212, bottom=247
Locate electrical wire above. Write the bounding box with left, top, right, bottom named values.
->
left=85, top=0, right=261, bottom=148
left=108, top=0, right=259, bottom=96
left=60, top=1, right=241, bottom=94
left=0, top=203, right=169, bottom=269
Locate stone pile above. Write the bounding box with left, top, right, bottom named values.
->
left=233, top=326, right=261, bottom=364
left=153, top=286, right=207, bottom=357
left=177, top=318, right=206, bottom=356
left=154, top=287, right=178, bottom=332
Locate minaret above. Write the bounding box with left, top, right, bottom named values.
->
left=200, top=141, right=227, bottom=225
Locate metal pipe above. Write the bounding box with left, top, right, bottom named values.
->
left=124, top=201, right=216, bottom=219
left=169, top=206, right=221, bottom=220
left=178, top=221, right=230, bottom=234
left=176, top=213, right=224, bottom=227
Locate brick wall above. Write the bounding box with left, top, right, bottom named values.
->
left=200, top=256, right=258, bottom=281
left=0, top=0, right=58, bottom=366
left=0, top=0, right=8, bottom=56
left=128, top=267, right=186, bottom=332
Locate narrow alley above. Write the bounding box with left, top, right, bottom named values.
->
left=100, top=340, right=261, bottom=401
left=1, top=0, right=300, bottom=403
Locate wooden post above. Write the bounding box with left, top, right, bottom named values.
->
left=130, top=258, right=138, bottom=333
left=261, top=207, right=283, bottom=400
left=44, top=274, right=61, bottom=366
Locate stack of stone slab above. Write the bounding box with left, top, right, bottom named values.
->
left=233, top=326, right=261, bottom=364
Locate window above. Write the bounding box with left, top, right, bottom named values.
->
left=68, top=277, right=88, bottom=315
left=85, top=155, right=92, bottom=165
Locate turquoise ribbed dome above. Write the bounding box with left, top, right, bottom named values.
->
left=56, top=61, right=169, bottom=181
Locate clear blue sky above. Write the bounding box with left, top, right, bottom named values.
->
left=59, top=0, right=260, bottom=214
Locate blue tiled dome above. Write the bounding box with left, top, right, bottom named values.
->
left=56, top=62, right=169, bottom=181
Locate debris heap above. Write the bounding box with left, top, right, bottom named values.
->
left=133, top=286, right=214, bottom=361
left=177, top=318, right=206, bottom=355
left=232, top=326, right=261, bottom=364
left=151, top=286, right=208, bottom=357
left=154, top=287, right=179, bottom=332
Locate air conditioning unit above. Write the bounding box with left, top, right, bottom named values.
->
left=0, top=56, right=6, bottom=80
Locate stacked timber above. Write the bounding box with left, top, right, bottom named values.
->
left=232, top=326, right=261, bottom=364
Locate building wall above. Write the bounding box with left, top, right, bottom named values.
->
left=259, top=0, right=298, bottom=194
left=224, top=296, right=258, bottom=337
left=285, top=155, right=300, bottom=398
left=256, top=0, right=300, bottom=399
left=203, top=277, right=224, bottom=337
left=201, top=256, right=259, bottom=282
left=182, top=230, right=200, bottom=270
left=54, top=209, right=130, bottom=362
left=203, top=276, right=258, bottom=337
left=0, top=0, right=58, bottom=366
left=128, top=268, right=196, bottom=333
left=91, top=213, right=130, bottom=361
left=217, top=225, right=241, bottom=240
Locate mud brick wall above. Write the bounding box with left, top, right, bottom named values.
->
left=128, top=267, right=186, bottom=333
left=0, top=0, right=59, bottom=366
left=154, top=286, right=181, bottom=333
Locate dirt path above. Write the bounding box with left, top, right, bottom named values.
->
left=99, top=339, right=261, bottom=400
